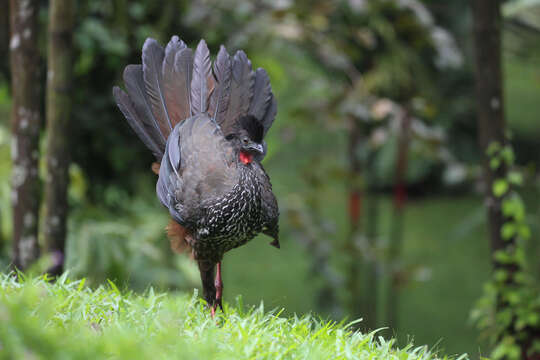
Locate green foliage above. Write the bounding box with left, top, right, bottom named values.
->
left=0, top=274, right=463, bottom=360
left=65, top=181, right=200, bottom=291
left=471, top=142, right=540, bottom=360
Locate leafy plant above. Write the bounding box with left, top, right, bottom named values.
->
left=65, top=181, right=199, bottom=291
left=471, top=141, right=540, bottom=360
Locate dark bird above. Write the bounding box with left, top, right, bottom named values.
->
left=113, top=36, right=279, bottom=315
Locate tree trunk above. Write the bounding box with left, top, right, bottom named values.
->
left=363, top=150, right=379, bottom=329
left=346, top=116, right=364, bottom=323
left=43, top=0, right=74, bottom=276
left=472, top=0, right=525, bottom=354
left=9, top=0, right=42, bottom=270
left=473, top=0, right=508, bottom=264
left=0, top=0, right=7, bottom=255
left=346, top=115, right=381, bottom=330
left=346, top=117, right=382, bottom=330
left=362, top=193, right=378, bottom=328
left=0, top=0, right=9, bottom=77
left=387, top=109, right=412, bottom=331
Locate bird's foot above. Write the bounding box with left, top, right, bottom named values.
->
left=210, top=299, right=223, bottom=318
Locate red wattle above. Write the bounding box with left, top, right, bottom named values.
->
left=239, top=151, right=253, bottom=164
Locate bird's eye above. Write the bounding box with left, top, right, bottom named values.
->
left=243, top=137, right=249, bottom=145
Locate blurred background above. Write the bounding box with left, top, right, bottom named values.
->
left=1, top=0, right=539, bottom=357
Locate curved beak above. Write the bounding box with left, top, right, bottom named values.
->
left=247, top=142, right=265, bottom=154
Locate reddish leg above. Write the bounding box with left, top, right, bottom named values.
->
left=211, top=261, right=224, bottom=317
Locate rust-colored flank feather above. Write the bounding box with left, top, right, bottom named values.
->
left=166, top=219, right=191, bottom=254
left=151, top=162, right=161, bottom=175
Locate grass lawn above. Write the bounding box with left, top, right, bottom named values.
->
left=0, top=274, right=466, bottom=360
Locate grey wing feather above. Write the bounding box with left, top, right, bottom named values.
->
left=157, top=125, right=185, bottom=224
left=190, top=40, right=215, bottom=115
left=113, top=86, right=162, bottom=159
left=157, top=134, right=175, bottom=208
left=156, top=169, right=169, bottom=211
left=179, top=115, right=237, bottom=203
left=209, top=45, right=232, bottom=124
left=162, top=35, right=188, bottom=129
left=248, top=68, right=272, bottom=121
left=167, top=125, right=181, bottom=178
left=253, top=163, right=279, bottom=247
left=157, top=114, right=238, bottom=224
left=142, top=38, right=173, bottom=137
left=220, top=50, right=254, bottom=135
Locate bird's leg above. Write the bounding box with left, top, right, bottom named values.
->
left=214, top=261, right=224, bottom=313
left=198, top=260, right=216, bottom=312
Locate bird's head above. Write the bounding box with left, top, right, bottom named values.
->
left=226, top=115, right=266, bottom=164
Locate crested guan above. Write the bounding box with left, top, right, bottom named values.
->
left=113, top=36, right=279, bottom=315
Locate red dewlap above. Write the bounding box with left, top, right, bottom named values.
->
left=239, top=151, right=253, bottom=164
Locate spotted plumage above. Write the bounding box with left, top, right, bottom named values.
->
left=113, top=36, right=279, bottom=313
left=193, top=167, right=266, bottom=260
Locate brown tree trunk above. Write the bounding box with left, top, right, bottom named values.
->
left=43, top=0, right=74, bottom=276
left=361, top=149, right=380, bottom=330
left=362, top=187, right=379, bottom=329
left=346, top=117, right=366, bottom=324
left=473, top=0, right=508, bottom=264
left=0, top=0, right=9, bottom=76
left=472, top=0, right=526, bottom=354
left=387, top=110, right=412, bottom=331
left=346, top=116, right=380, bottom=330
left=0, top=0, right=6, bottom=256
left=9, top=0, right=42, bottom=270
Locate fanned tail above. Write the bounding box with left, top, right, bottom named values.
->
left=209, top=46, right=277, bottom=140
left=113, top=36, right=277, bottom=162
left=113, top=36, right=193, bottom=161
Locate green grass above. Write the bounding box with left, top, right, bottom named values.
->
left=224, top=194, right=491, bottom=357
left=0, top=274, right=467, bottom=360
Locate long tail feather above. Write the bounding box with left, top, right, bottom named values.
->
left=163, top=36, right=187, bottom=129
left=209, top=45, right=232, bottom=123
left=113, top=86, right=163, bottom=159
left=248, top=68, right=272, bottom=121
left=142, top=38, right=173, bottom=136
left=174, top=47, right=194, bottom=121
left=123, top=64, right=167, bottom=150
left=190, top=40, right=215, bottom=115
left=220, top=50, right=254, bottom=135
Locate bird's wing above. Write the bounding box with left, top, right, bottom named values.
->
left=156, top=114, right=238, bottom=224
left=253, top=163, right=280, bottom=247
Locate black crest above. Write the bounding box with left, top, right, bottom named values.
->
left=238, top=115, right=264, bottom=143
